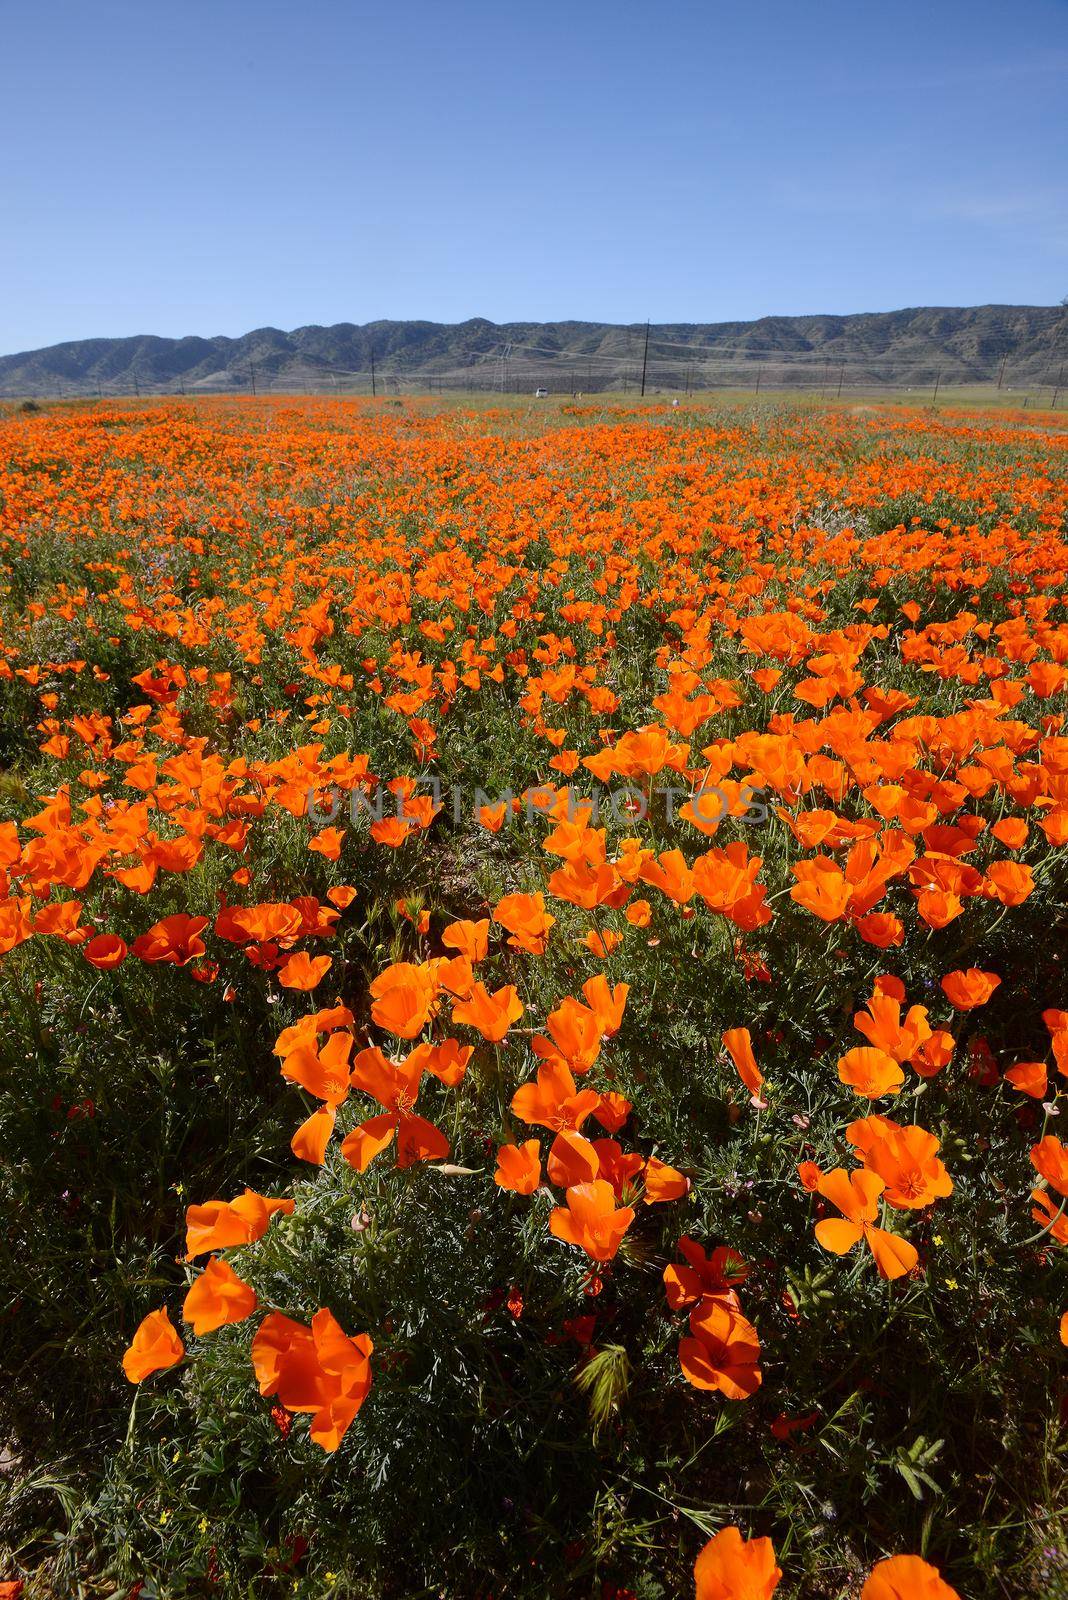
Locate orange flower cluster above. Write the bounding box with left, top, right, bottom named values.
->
left=122, top=1182, right=371, bottom=1451
left=664, top=1239, right=762, bottom=1398
left=692, top=1528, right=961, bottom=1599
left=2, top=397, right=1065, bottom=1590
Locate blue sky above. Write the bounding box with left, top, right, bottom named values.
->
left=2, top=0, right=1067, bottom=352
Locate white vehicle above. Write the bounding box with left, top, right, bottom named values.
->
left=534, top=387, right=548, bottom=398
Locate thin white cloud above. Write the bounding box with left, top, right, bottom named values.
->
left=938, top=188, right=1065, bottom=220
left=907, top=50, right=1068, bottom=92
left=771, top=178, right=1068, bottom=238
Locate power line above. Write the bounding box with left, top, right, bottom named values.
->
left=11, top=339, right=1068, bottom=402
left=481, top=332, right=1060, bottom=374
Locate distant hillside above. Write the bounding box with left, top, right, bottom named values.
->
left=1, top=306, right=1066, bottom=397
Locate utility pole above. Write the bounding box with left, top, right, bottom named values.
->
left=754, top=366, right=762, bottom=396
left=1052, top=366, right=1064, bottom=409
left=932, top=369, right=942, bottom=406
left=249, top=360, right=257, bottom=396
left=370, top=347, right=376, bottom=397
left=997, top=352, right=1007, bottom=389
left=639, top=320, right=650, bottom=397
left=836, top=362, right=845, bottom=399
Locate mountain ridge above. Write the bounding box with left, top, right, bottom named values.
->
left=2, top=305, right=1065, bottom=395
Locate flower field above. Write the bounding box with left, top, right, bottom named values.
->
left=0, top=394, right=1066, bottom=1598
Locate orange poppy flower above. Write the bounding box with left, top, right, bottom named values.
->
left=591, top=1137, right=647, bottom=1197
left=1031, top=1135, right=1068, bottom=1197
left=983, top=860, right=1034, bottom=906
left=814, top=1168, right=918, bottom=1279
left=277, top=951, right=332, bottom=990
left=861, top=1554, right=961, bottom=1600
left=291, top=1104, right=337, bottom=1164
left=854, top=912, right=904, bottom=948
left=33, top=900, right=87, bottom=943
left=910, top=1028, right=955, bottom=1079
left=1031, top=1187, right=1068, bottom=1245
left=1052, top=1032, right=1068, bottom=1083
left=341, top=1045, right=449, bottom=1171
left=940, top=968, right=1001, bottom=1010
left=664, top=1239, right=749, bottom=1312
left=511, top=1060, right=601, bottom=1132
left=639, top=847, right=695, bottom=905
left=679, top=1298, right=762, bottom=1398
left=546, top=1129, right=601, bottom=1188
left=837, top=1047, right=906, bottom=1098
left=722, top=1026, right=764, bottom=1100
left=694, top=1525, right=781, bottom=1599
left=790, top=858, right=852, bottom=921
left=131, top=913, right=209, bottom=966
left=452, top=981, right=524, bottom=1042
left=1005, top=1061, right=1047, bottom=1098
left=407, top=1036, right=473, bottom=1087
left=853, top=989, right=931, bottom=1063
left=251, top=1308, right=373, bottom=1453
left=582, top=973, right=629, bottom=1035
left=182, top=1256, right=257, bottom=1335
left=122, top=1306, right=184, bottom=1382
left=441, top=917, right=490, bottom=961
left=846, top=1117, right=953, bottom=1208
left=216, top=902, right=301, bottom=946
left=693, top=842, right=770, bottom=929
left=915, top=889, right=963, bottom=929
left=644, top=1155, right=691, bottom=1204
left=494, top=1139, right=542, bottom=1194
left=368, top=961, right=438, bottom=1038
left=279, top=1029, right=354, bottom=1107
left=434, top=953, right=474, bottom=999
left=592, top=1090, right=632, bottom=1132
left=991, top=817, right=1028, bottom=849
left=185, top=1188, right=295, bottom=1259
left=533, top=996, right=603, bottom=1075
left=82, top=932, right=127, bottom=969
left=549, top=1179, right=635, bottom=1261
left=493, top=891, right=555, bottom=954
left=370, top=815, right=415, bottom=847
left=308, top=826, right=345, bottom=861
